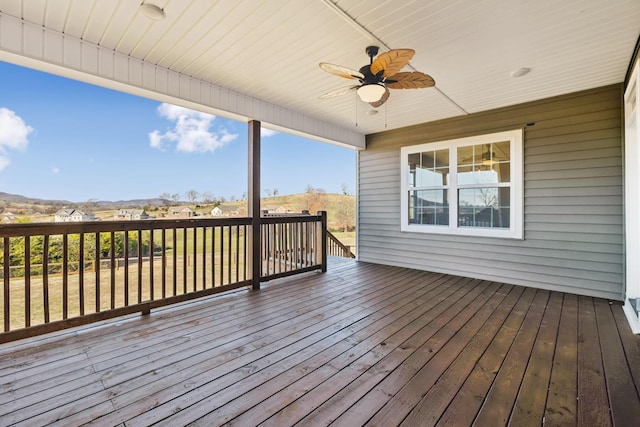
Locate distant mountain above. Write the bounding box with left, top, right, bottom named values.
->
left=0, top=192, right=72, bottom=205
left=93, top=198, right=165, bottom=208
left=0, top=192, right=164, bottom=208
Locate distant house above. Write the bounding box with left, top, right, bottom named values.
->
left=54, top=209, right=75, bottom=222
left=54, top=209, right=95, bottom=222
left=263, top=205, right=289, bottom=215
left=168, top=206, right=194, bottom=218
left=211, top=205, right=239, bottom=217
left=114, top=209, right=150, bottom=221
left=1, top=212, right=16, bottom=223
left=71, top=210, right=95, bottom=222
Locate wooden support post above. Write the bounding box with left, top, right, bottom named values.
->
left=3, top=238, right=10, bottom=332
left=248, top=120, right=261, bottom=290
left=318, top=211, right=328, bottom=273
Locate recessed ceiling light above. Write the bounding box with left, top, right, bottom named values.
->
left=140, top=3, right=166, bottom=21
left=511, top=67, right=531, bottom=78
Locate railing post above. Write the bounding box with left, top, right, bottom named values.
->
left=317, top=211, right=327, bottom=273
left=248, top=120, right=261, bottom=290
left=3, top=237, right=9, bottom=332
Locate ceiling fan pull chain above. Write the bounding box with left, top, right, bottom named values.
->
left=355, top=91, right=358, bottom=127
left=385, top=101, right=388, bottom=128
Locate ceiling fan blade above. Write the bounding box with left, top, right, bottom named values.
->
left=370, top=49, right=415, bottom=77
left=319, top=62, right=365, bottom=80
left=386, top=72, right=435, bottom=89
left=369, top=87, right=390, bottom=107
left=319, top=85, right=359, bottom=99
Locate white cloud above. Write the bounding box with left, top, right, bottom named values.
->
left=0, top=107, right=33, bottom=171
left=261, top=127, right=278, bottom=137
left=51, top=167, right=60, bottom=174
left=149, top=103, right=238, bottom=153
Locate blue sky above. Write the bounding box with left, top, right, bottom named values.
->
left=0, top=61, right=356, bottom=203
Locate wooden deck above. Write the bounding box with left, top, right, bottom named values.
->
left=1, top=257, right=639, bottom=426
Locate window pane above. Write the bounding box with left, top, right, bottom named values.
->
left=458, top=188, right=510, bottom=228
left=407, top=153, right=420, bottom=187
left=457, top=145, right=474, bottom=166
left=458, top=166, right=501, bottom=185
left=414, top=167, right=448, bottom=187
left=408, top=189, right=449, bottom=225
left=458, top=142, right=510, bottom=184
left=435, top=149, right=449, bottom=168
left=408, top=152, right=421, bottom=167
left=491, top=162, right=510, bottom=182
left=494, top=140, right=510, bottom=159
left=408, top=149, right=449, bottom=187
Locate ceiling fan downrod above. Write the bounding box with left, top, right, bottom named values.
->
left=365, top=46, right=379, bottom=64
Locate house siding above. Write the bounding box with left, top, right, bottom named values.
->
left=359, top=84, right=624, bottom=300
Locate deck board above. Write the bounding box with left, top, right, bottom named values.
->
left=0, top=258, right=639, bottom=426
left=594, top=299, right=640, bottom=425
left=398, top=285, right=523, bottom=427
left=544, top=293, right=578, bottom=426
left=577, top=296, right=613, bottom=427
left=291, top=279, right=495, bottom=427
left=508, top=292, right=563, bottom=427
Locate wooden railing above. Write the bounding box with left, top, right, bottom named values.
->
left=0, top=213, right=329, bottom=342
left=327, top=230, right=356, bottom=258
left=260, top=212, right=327, bottom=281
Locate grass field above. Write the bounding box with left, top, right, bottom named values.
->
left=2, top=254, right=248, bottom=331
left=1, top=226, right=248, bottom=331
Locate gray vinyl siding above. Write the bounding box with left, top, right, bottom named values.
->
left=358, top=85, right=624, bottom=300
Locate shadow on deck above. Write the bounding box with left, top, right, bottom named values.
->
left=1, top=257, right=639, bottom=426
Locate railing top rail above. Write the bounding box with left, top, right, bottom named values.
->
left=259, top=214, right=322, bottom=225
left=0, top=217, right=253, bottom=237
left=327, top=230, right=356, bottom=258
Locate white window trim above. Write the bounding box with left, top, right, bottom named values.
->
left=400, top=129, right=524, bottom=239
left=623, top=57, right=640, bottom=331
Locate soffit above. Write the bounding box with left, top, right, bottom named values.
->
left=0, top=0, right=638, bottom=138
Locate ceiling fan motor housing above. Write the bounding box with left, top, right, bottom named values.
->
left=358, top=65, right=382, bottom=84
left=360, top=46, right=384, bottom=83
left=365, top=45, right=379, bottom=58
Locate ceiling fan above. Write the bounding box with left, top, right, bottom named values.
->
left=319, top=46, right=435, bottom=107
left=460, top=144, right=509, bottom=166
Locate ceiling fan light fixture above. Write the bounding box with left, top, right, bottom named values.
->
left=481, top=150, right=495, bottom=165
left=140, top=3, right=166, bottom=21
left=357, top=84, right=386, bottom=103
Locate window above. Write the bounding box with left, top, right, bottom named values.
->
left=401, top=129, right=523, bottom=239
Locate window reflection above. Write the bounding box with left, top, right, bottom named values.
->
left=455, top=140, right=511, bottom=229
left=458, top=188, right=510, bottom=228
left=408, top=190, right=449, bottom=225
left=408, top=149, right=449, bottom=187
left=457, top=141, right=510, bottom=185
left=402, top=129, right=521, bottom=237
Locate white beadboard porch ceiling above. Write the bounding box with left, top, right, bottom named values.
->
left=0, top=0, right=639, bottom=148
